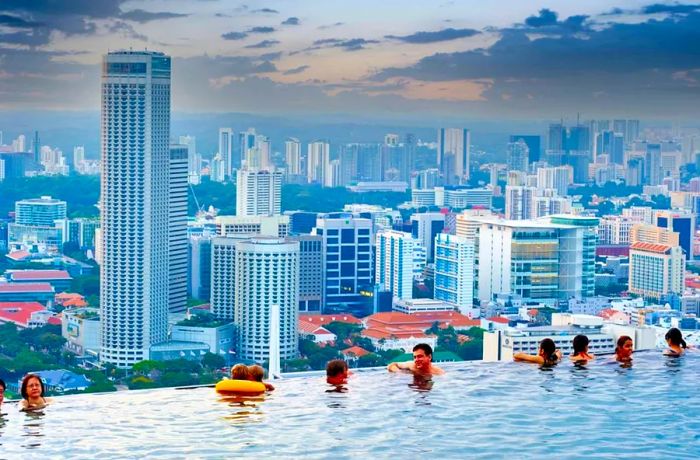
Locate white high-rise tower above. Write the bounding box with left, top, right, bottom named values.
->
left=100, top=51, right=171, bottom=368
left=219, top=127, right=234, bottom=178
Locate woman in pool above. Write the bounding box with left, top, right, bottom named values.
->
left=570, top=334, right=595, bottom=363
left=513, top=338, right=562, bottom=366
left=614, top=335, right=634, bottom=363
left=664, top=328, right=687, bottom=356
left=20, top=374, right=51, bottom=411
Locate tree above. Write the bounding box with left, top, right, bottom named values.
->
left=357, top=353, right=383, bottom=367
left=202, top=352, right=225, bottom=370
left=324, top=321, right=362, bottom=343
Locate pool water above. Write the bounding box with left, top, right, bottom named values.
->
left=1, top=351, right=699, bottom=459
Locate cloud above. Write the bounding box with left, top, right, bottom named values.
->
left=318, top=22, right=344, bottom=30
left=252, top=8, right=279, bottom=14
left=282, top=17, right=300, bottom=26
left=642, top=3, right=700, bottom=15
left=248, top=26, right=275, bottom=33
left=385, top=27, right=480, bottom=44
left=120, top=9, right=189, bottom=23
left=258, top=51, right=283, bottom=61
left=108, top=20, right=148, bottom=41
left=312, top=37, right=379, bottom=51
left=0, top=13, right=42, bottom=28
left=282, top=65, right=309, bottom=75
left=222, top=31, right=248, bottom=40
left=244, top=39, right=280, bottom=49
left=524, top=8, right=558, bottom=27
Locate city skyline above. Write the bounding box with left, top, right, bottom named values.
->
left=0, top=1, right=699, bottom=120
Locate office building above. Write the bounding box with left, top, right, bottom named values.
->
left=375, top=230, right=424, bottom=301
left=188, top=235, right=212, bottom=301
left=622, top=206, right=654, bottom=224
left=209, top=153, right=225, bottom=183
left=314, top=214, right=373, bottom=313
left=630, top=223, right=680, bottom=246
left=455, top=209, right=494, bottom=241
left=438, top=128, right=470, bottom=184
left=100, top=50, right=171, bottom=367
left=645, top=143, right=662, bottom=186
left=169, top=144, right=189, bottom=313
left=179, top=134, right=200, bottom=185
left=218, top=127, right=233, bottom=178
left=285, top=137, right=303, bottom=176
left=216, top=215, right=289, bottom=238
left=307, top=141, right=330, bottom=184
left=507, top=140, right=529, bottom=173
left=536, top=166, right=572, bottom=197
left=434, top=233, right=474, bottom=315
left=505, top=185, right=536, bottom=220
left=56, top=217, right=100, bottom=249
left=15, top=196, right=67, bottom=226
left=509, top=135, right=541, bottom=163
left=292, top=234, right=323, bottom=312
left=236, top=169, right=282, bottom=217
left=410, top=212, right=445, bottom=261
left=597, top=215, right=642, bottom=245
left=596, top=131, right=625, bottom=164
left=629, top=242, right=685, bottom=299
left=238, top=128, right=257, bottom=168
left=655, top=210, right=695, bottom=260
left=287, top=211, right=318, bottom=235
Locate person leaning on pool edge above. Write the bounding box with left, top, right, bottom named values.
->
left=387, top=343, right=445, bottom=376
left=513, top=338, right=562, bottom=366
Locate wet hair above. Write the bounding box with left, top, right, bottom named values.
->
left=572, top=335, right=590, bottom=355
left=665, top=328, right=687, bottom=349
left=248, top=364, right=265, bottom=382
left=0, top=378, right=5, bottom=391
left=20, top=374, right=45, bottom=400
left=615, top=335, right=633, bottom=354
left=539, top=338, right=558, bottom=364
left=413, top=343, right=433, bottom=357
left=326, top=359, right=348, bottom=378
left=230, top=364, right=250, bottom=380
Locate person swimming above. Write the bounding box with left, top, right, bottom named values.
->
left=570, top=334, right=595, bottom=363
left=247, top=364, right=274, bottom=391
left=514, top=338, right=562, bottom=366
left=20, top=374, right=52, bottom=411
left=0, top=378, right=5, bottom=411
left=614, top=335, right=634, bottom=363
left=664, top=328, right=687, bottom=356
left=326, top=359, right=350, bottom=387
left=387, top=343, right=445, bottom=376
left=230, top=363, right=250, bottom=380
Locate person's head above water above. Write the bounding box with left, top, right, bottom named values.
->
left=615, top=335, right=633, bottom=360
left=665, top=327, right=687, bottom=349
left=572, top=335, right=590, bottom=356
left=230, top=363, right=250, bottom=380
left=0, top=378, right=5, bottom=406
left=247, top=365, right=265, bottom=382
left=539, top=338, right=558, bottom=363
left=21, top=374, right=45, bottom=401
left=326, top=359, right=349, bottom=385
left=412, top=343, right=434, bottom=373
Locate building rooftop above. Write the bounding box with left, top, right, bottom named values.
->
left=0, top=302, right=47, bottom=327
left=630, top=242, right=673, bottom=254
left=0, top=282, right=54, bottom=293
left=9, top=270, right=72, bottom=281
left=341, top=346, right=370, bottom=358
left=28, top=369, right=91, bottom=390
left=299, top=314, right=362, bottom=325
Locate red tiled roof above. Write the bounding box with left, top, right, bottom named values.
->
left=10, top=270, right=71, bottom=281
left=487, top=316, right=510, bottom=324
left=0, top=283, right=53, bottom=293
left=0, top=302, right=46, bottom=327
left=365, top=311, right=480, bottom=329
left=298, top=320, right=335, bottom=336
left=6, top=250, right=30, bottom=261
left=362, top=327, right=433, bottom=340
left=47, top=317, right=62, bottom=326
left=55, top=292, right=84, bottom=301
left=299, top=314, right=362, bottom=325
left=630, top=242, right=672, bottom=254
left=341, top=346, right=370, bottom=358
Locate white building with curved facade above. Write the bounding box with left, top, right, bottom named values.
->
left=100, top=51, right=171, bottom=368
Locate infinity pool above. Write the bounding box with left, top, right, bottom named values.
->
left=1, top=351, right=699, bottom=459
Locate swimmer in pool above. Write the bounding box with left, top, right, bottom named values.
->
left=387, top=343, right=445, bottom=376
left=570, top=334, right=595, bottom=364
left=614, top=335, right=633, bottom=363
left=514, top=338, right=562, bottom=366
left=326, top=359, right=350, bottom=386
left=230, top=363, right=250, bottom=380
left=0, top=378, right=5, bottom=411
left=664, top=328, right=687, bottom=356
left=20, top=374, right=52, bottom=411
left=247, top=364, right=275, bottom=391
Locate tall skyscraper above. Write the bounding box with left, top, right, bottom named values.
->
left=169, top=144, right=188, bottom=313
left=629, top=242, right=685, bottom=299
left=285, top=137, right=302, bottom=176
left=509, top=135, right=541, bottom=163
left=307, top=141, right=330, bottom=184
left=548, top=123, right=566, bottom=151
left=507, top=139, right=529, bottom=172
left=536, top=166, right=572, bottom=196
left=375, top=230, right=423, bottom=301
left=505, top=185, right=536, bottom=220
left=100, top=50, right=171, bottom=367
left=291, top=234, right=323, bottom=312
left=437, top=128, right=470, bottom=184
left=434, top=233, right=474, bottom=314
left=410, top=212, right=445, bottom=261
left=236, top=169, right=282, bottom=217
left=655, top=210, right=696, bottom=261
left=188, top=235, right=212, bottom=301
left=314, top=214, right=373, bottom=313
left=179, top=134, right=199, bottom=185
left=73, top=146, right=85, bottom=167
left=218, top=127, right=233, bottom=178
left=596, top=131, right=624, bottom=164
left=209, top=153, right=225, bottom=183
left=645, top=143, right=662, bottom=186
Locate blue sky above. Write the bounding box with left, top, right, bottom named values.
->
left=1, top=0, right=699, bottom=120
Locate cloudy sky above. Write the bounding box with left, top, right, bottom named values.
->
left=1, top=0, right=700, bottom=120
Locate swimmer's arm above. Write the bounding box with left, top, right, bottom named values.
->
left=387, top=361, right=412, bottom=372
left=264, top=383, right=275, bottom=391
left=513, top=353, right=543, bottom=364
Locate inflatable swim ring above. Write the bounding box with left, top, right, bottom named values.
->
left=215, top=379, right=266, bottom=395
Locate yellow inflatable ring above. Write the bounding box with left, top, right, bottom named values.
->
left=215, top=379, right=266, bottom=395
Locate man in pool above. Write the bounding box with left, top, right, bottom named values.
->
left=326, top=359, right=350, bottom=386
left=387, top=343, right=445, bottom=376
